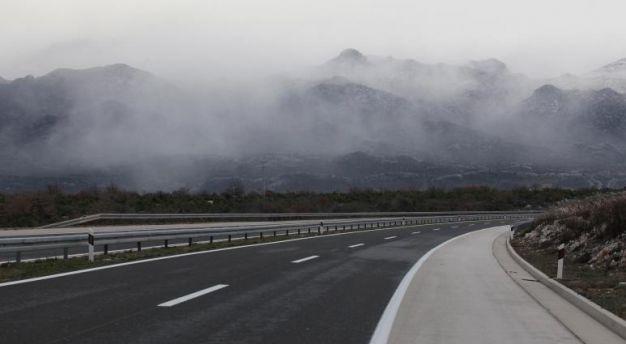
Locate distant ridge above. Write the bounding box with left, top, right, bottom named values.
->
left=593, top=57, right=626, bottom=75
left=1, top=50, right=626, bottom=192
left=327, top=48, right=369, bottom=66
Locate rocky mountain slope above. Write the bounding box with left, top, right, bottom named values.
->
left=1, top=50, right=626, bottom=192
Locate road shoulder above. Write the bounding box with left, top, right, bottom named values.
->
left=387, top=227, right=581, bottom=344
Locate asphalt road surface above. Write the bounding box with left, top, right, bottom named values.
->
left=0, top=220, right=509, bottom=344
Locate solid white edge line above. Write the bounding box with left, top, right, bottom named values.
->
left=348, top=243, right=365, bottom=248
left=384, top=236, right=397, bottom=240
left=0, top=219, right=502, bottom=288
left=158, top=284, right=228, bottom=307
left=291, top=255, right=319, bottom=263
left=368, top=226, right=505, bottom=344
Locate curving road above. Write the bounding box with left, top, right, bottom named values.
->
left=0, top=220, right=508, bottom=343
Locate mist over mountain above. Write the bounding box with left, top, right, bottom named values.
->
left=1, top=49, right=626, bottom=192
left=551, top=59, right=626, bottom=94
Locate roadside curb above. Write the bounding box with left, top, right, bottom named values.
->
left=506, top=236, right=626, bottom=340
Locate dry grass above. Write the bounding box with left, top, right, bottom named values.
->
left=532, top=191, right=626, bottom=241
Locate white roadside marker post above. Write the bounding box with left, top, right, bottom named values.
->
left=88, top=228, right=95, bottom=263
left=557, top=244, right=565, bottom=280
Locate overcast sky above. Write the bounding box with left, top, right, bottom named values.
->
left=2, top=0, right=626, bottom=80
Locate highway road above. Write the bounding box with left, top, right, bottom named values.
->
left=0, top=219, right=509, bottom=344
left=0, top=218, right=404, bottom=237
left=0, top=217, right=427, bottom=262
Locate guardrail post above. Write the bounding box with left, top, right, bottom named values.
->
left=64, top=247, right=69, bottom=259
left=343, top=225, right=346, bottom=231
left=298, top=228, right=301, bottom=235
left=308, top=228, right=311, bottom=234
left=188, top=238, right=193, bottom=246
left=228, top=235, right=232, bottom=243
left=137, top=242, right=142, bottom=252
left=244, top=233, right=248, bottom=240
left=274, top=231, right=277, bottom=237
left=164, top=239, right=169, bottom=248
left=260, top=232, right=263, bottom=240
left=210, top=236, right=213, bottom=244
left=15, top=251, right=21, bottom=264
left=88, top=229, right=95, bottom=262
left=286, top=229, right=289, bottom=236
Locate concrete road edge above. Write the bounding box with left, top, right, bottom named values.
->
left=506, top=235, right=626, bottom=340
left=368, top=226, right=497, bottom=344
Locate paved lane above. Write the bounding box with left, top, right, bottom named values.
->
left=0, top=221, right=508, bottom=344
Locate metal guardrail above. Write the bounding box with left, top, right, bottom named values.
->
left=39, top=211, right=542, bottom=228
left=2, top=213, right=537, bottom=263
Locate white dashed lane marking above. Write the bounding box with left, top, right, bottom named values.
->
left=291, top=255, right=320, bottom=264
left=158, top=284, right=229, bottom=307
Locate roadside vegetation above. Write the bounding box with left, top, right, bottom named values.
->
left=512, top=191, right=626, bottom=320
left=0, top=185, right=608, bottom=228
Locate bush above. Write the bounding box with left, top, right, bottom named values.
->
left=0, top=186, right=606, bottom=228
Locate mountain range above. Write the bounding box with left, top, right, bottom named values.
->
left=1, top=49, right=626, bottom=192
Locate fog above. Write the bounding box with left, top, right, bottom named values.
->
left=3, top=0, right=626, bottom=80
left=2, top=1, right=626, bottom=191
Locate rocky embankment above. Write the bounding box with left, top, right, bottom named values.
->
left=516, top=192, right=626, bottom=271
left=512, top=192, right=626, bottom=319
